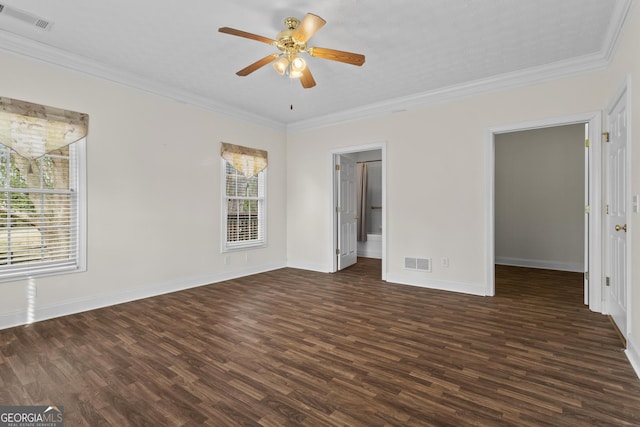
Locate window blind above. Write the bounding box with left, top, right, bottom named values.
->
left=0, top=145, right=80, bottom=279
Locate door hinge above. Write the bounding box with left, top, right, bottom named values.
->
left=335, top=164, right=340, bottom=171
left=585, top=271, right=589, bottom=281
left=585, top=205, right=590, bottom=214
left=602, top=132, right=610, bottom=143
left=336, top=248, right=340, bottom=255
left=605, top=204, right=609, bottom=215
left=336, top=206, right=340, bottom=213
left=585, top=138, right=590, bottom=148
left=605, top=276, right=610, bottom=287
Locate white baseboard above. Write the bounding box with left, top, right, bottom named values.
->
left=0, top=262, right=286, bottom=331
left=286, top=261, right=332, bottom=273
left=495, top=256, right=584, bottom=272
left=626, top=337, right=640, bottom=379
left=385, top=272, right=486, bottom=296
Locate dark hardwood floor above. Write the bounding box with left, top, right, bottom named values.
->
left=1, top=259, right=639, bottom=426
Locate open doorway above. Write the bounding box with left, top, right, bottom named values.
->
left=495, top=124, right=586, bottom=272
left=494, top=124, right=586, bottom=304
left=487, top=113, right=603, bottom=313
left=331, top=143, right=387, bottom=280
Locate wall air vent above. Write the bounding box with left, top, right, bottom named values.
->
left=404, top=257, right=432, bottom=272
left=0, top=3, right=53, bottom=31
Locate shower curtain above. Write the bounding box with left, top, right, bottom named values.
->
left=356, top=162, right=367, bottom=242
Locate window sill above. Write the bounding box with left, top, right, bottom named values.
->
left=222, top=241, right=266, bottom=253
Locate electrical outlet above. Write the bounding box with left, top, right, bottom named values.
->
left=224, top=255, right=230, bottom=265
left=442, top=257, right=449, bottom=268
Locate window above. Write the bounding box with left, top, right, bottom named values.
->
left=0, top=141, right=85, bottom=280
left=0, top=98, right=87, bottom=281
left=221, top=143, right=267, bottom=251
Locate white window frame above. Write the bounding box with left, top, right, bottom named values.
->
left=221, top=158, right=266, bottom=252
left=0, top=138, right=86, bottom=282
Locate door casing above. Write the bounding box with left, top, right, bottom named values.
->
left=331, top=142, right=387, bottom=280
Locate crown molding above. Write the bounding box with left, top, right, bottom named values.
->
left=0, top=29, right=286, bottom=131
left=286, top=53, right=610, bottom=132
left=601, top=0, right=635, bottom=60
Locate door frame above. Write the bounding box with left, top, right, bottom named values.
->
left=486, top=112, right=603, bottom=312
left=331, top=142, right=387, bottom=280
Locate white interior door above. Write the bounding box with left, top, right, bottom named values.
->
left=337, top=155, right=357, bottom=270
left=605, top=88, right=628, bottom=338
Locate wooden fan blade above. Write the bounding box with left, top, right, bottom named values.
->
left=236, top=54, right=280, bottom=76
left=292, top=13, right=326, bottom=43
left=299, top=67, right=316, bottom=89
left=218, top=27, right=275, bottom=45
left=308, top=47, right=365, bottom=66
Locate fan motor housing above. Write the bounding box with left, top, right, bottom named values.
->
left=275, top=29, right=306, bottom=55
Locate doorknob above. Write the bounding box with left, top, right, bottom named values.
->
left=615, top=224, right=627, bottom=232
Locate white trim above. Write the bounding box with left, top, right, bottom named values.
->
left=626, top=78, right=633, bottom=336
left=330, top=142, right=387, bottom=280
left=487, top=112, right=603, bottom=311
left=0, top=262, right=286, bottom=330
left=286, top=261, right=332, bottom=273
left=486, top=131, right=496, bottom=296
left=626, top=337, right=640, bottom=380
left=385, top=273, right=486, bottom=297
left=495, top=257, right=584, bottom=273
left=601, top=0, right=636, bottom=60
left=76, top=137, right=88, bottom=274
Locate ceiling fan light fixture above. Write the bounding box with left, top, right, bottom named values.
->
left=273, top=56, right=289, bottom=75
left=289, top=56, right=306, bottom=79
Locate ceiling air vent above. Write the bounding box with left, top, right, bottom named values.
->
left=0, top=3, right=53, bottom=31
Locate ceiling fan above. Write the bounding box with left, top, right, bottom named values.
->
left=219, top=13, right=365, bottom=89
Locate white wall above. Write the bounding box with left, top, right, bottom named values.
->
left=287, top=73, right=607, bottom=294
left=0, top=52, right=287, bottom=328
left=495, top=124, right=585, bottom=272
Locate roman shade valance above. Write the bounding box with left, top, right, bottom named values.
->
left=220, top=142, right=268, bottom=178
left=0, top=97, right=89, bottom=160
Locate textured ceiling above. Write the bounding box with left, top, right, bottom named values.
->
left=0, top=0, right=632, bottom=129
